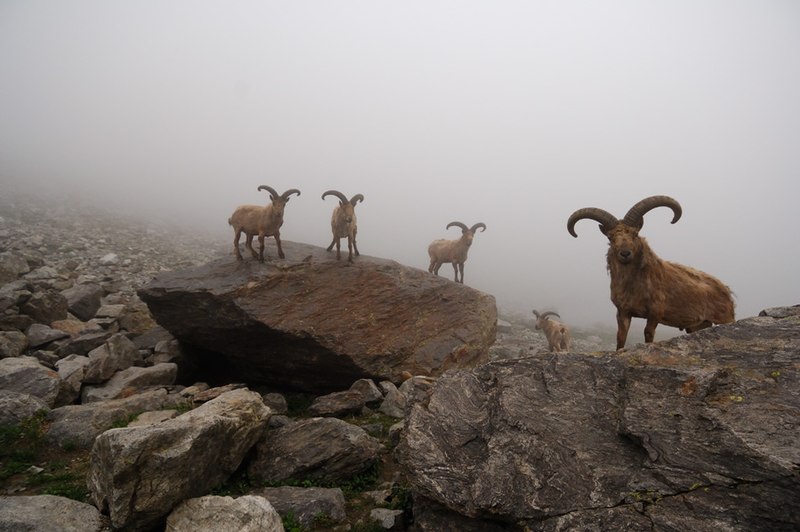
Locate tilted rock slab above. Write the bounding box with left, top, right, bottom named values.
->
left=248, top=416, right=381, bottom=484
left=88, top=388, right=269, bottom=531
left=396, top=312, right=800, bottom=530
left=46, top=387, right=187, bottom=449
left=137, top=242, right=496, bottom=392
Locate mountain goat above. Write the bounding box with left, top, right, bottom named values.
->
left=322, top=190, right=364, bottom=262
left=532, top=310, right=571, bottom=352
left=228, top=185, right=301, bottom=262
left=567, top=195, right=735, bottom=350
left=427, top=222, right=486, bottom=284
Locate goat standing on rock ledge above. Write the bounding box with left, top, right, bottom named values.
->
left=427, top=222, right=486, bottom=284
left=322, top=190, right=364, bottom=262
left=567, top=195, right=735, bottom=350
left=533, top=310, right=571, bottom=352
left=228, top=185, right=301, bottom=262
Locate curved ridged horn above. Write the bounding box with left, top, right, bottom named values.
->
left=622, top=195, right=681, bottom=230
left=257, top=185, right=279, bottom=199
left=322, top=190, right=348, bottom=204
left=281, top=189, right=301, bottom=200
left=470, top=223, right=487, bottom=233
left=350, top=194, right=364, bottom=206
left=567, top=208, right=619, bottom=237
left=446, top=221, right=469, bottom=232
left=540, top=311, right=561, bottom=320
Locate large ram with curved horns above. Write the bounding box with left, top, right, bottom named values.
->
left=427, top=221, right=486, bottom=284
left=228, top=185, right=301, bottom=262
left=322, top=190, right=364, bottom=263
left=567, top=195, right=734, bottom=350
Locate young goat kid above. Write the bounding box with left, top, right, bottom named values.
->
left=567, top=195, right=735, bottom=350
left=228, top=185, right=301, bottom=262
left=532, top=310, right=571, bottom=352
left=427, top=222, right=486, bottom=284
left=322, top=190, right=364, bottom=262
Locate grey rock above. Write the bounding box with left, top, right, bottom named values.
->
left=759, top=305, right=800, bottom=318
left=378, top=387, right=406, bottom=419
left=371, top=508, right=405, bottom=529
left=19, top=288, right=68, bottom=324
left=0, top=390, right=49, bottom=425
left=26, top=323, right=69, bottom=348
left=397, top=316, right=800, bottom=529
left=46, top=387, right=187, bottom=449
left=23, top=265, right=59, bottom=281
left=54, top=354, right=90, bottom=406
left=88, top=388, right=270, bottom=531
left=81, top=362, right=178, bottom=403
left=261, top=392, right=288, bottom=414
left=0, top=251, right=30, bottom=284
left=127, top=409, right=179, bottom=427
left=83, top=333, right=142, bottom=384
left=55, top=330, right=114, bottom=358
left=248, top=417, right=381, bottom=484
left=0, top=494, right=109, bottom=532
left=166, top=495, right=283, bottom=532
left=350, top=378, right=384, bottom=404
left=0, top=356, right=60, bottom=407
left=0, top=330, right=28, bottom=358
left=308, top=390, right=366, bottom=417
left=61, top=282, right=104, bottom=321
left=252, top=486, right=346, bottom=528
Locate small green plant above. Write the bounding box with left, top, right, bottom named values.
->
left=770, top=370, right=781, bottom=379
left=175, top=402, right=194, bottom=414
left=281, top=511, right=306, bottom=532
left=0, top=411, right=47, bottom=480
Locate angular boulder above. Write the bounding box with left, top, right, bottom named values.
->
left=248, top=417, right=381, bottom=484
left=88, top=388, right=270, bottom=531
left=396, top=312, right=800, bottom=529
left=138, top=243, right=496, bottom=392
left=0, top=356, right=60, bottom=407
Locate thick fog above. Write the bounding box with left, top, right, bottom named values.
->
left=2, top=1, right=799, bottom=334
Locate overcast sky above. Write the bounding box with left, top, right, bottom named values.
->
left=1, top=1, right=798, bottom=336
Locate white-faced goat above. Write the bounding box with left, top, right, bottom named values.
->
left=532, top=310, right=571, bottom=352
left=427, top=222, right=486, bottom=284
left=567, top=195, right=735, bottom=350
left=322, top=190, right=364, bottom=263
left=228, top=185, right=301, bottom=262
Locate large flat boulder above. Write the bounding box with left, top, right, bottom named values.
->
left=396, top=311, right=800, bottom=530
left=138, top=242, right=496, bottom=392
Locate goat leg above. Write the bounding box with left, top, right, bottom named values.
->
left=616, top=311, right=631, bottom=350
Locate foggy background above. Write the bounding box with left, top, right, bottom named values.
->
left=2, top=1, right=798, bottom=335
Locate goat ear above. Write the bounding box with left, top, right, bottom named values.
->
left=598, top=225, right=609, bottom=236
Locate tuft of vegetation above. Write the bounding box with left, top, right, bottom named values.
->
left=0, top=411, right=91, bottom=502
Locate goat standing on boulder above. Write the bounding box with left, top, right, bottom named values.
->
left=567, top=195, right=735, bottom=350
left=322, top=190, right=364, bottom=263
left=228, top=185, right=301, bottom=262
left=532, top=310, right=571, bottom=352
left=427, top=222, right=486, bottom=284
